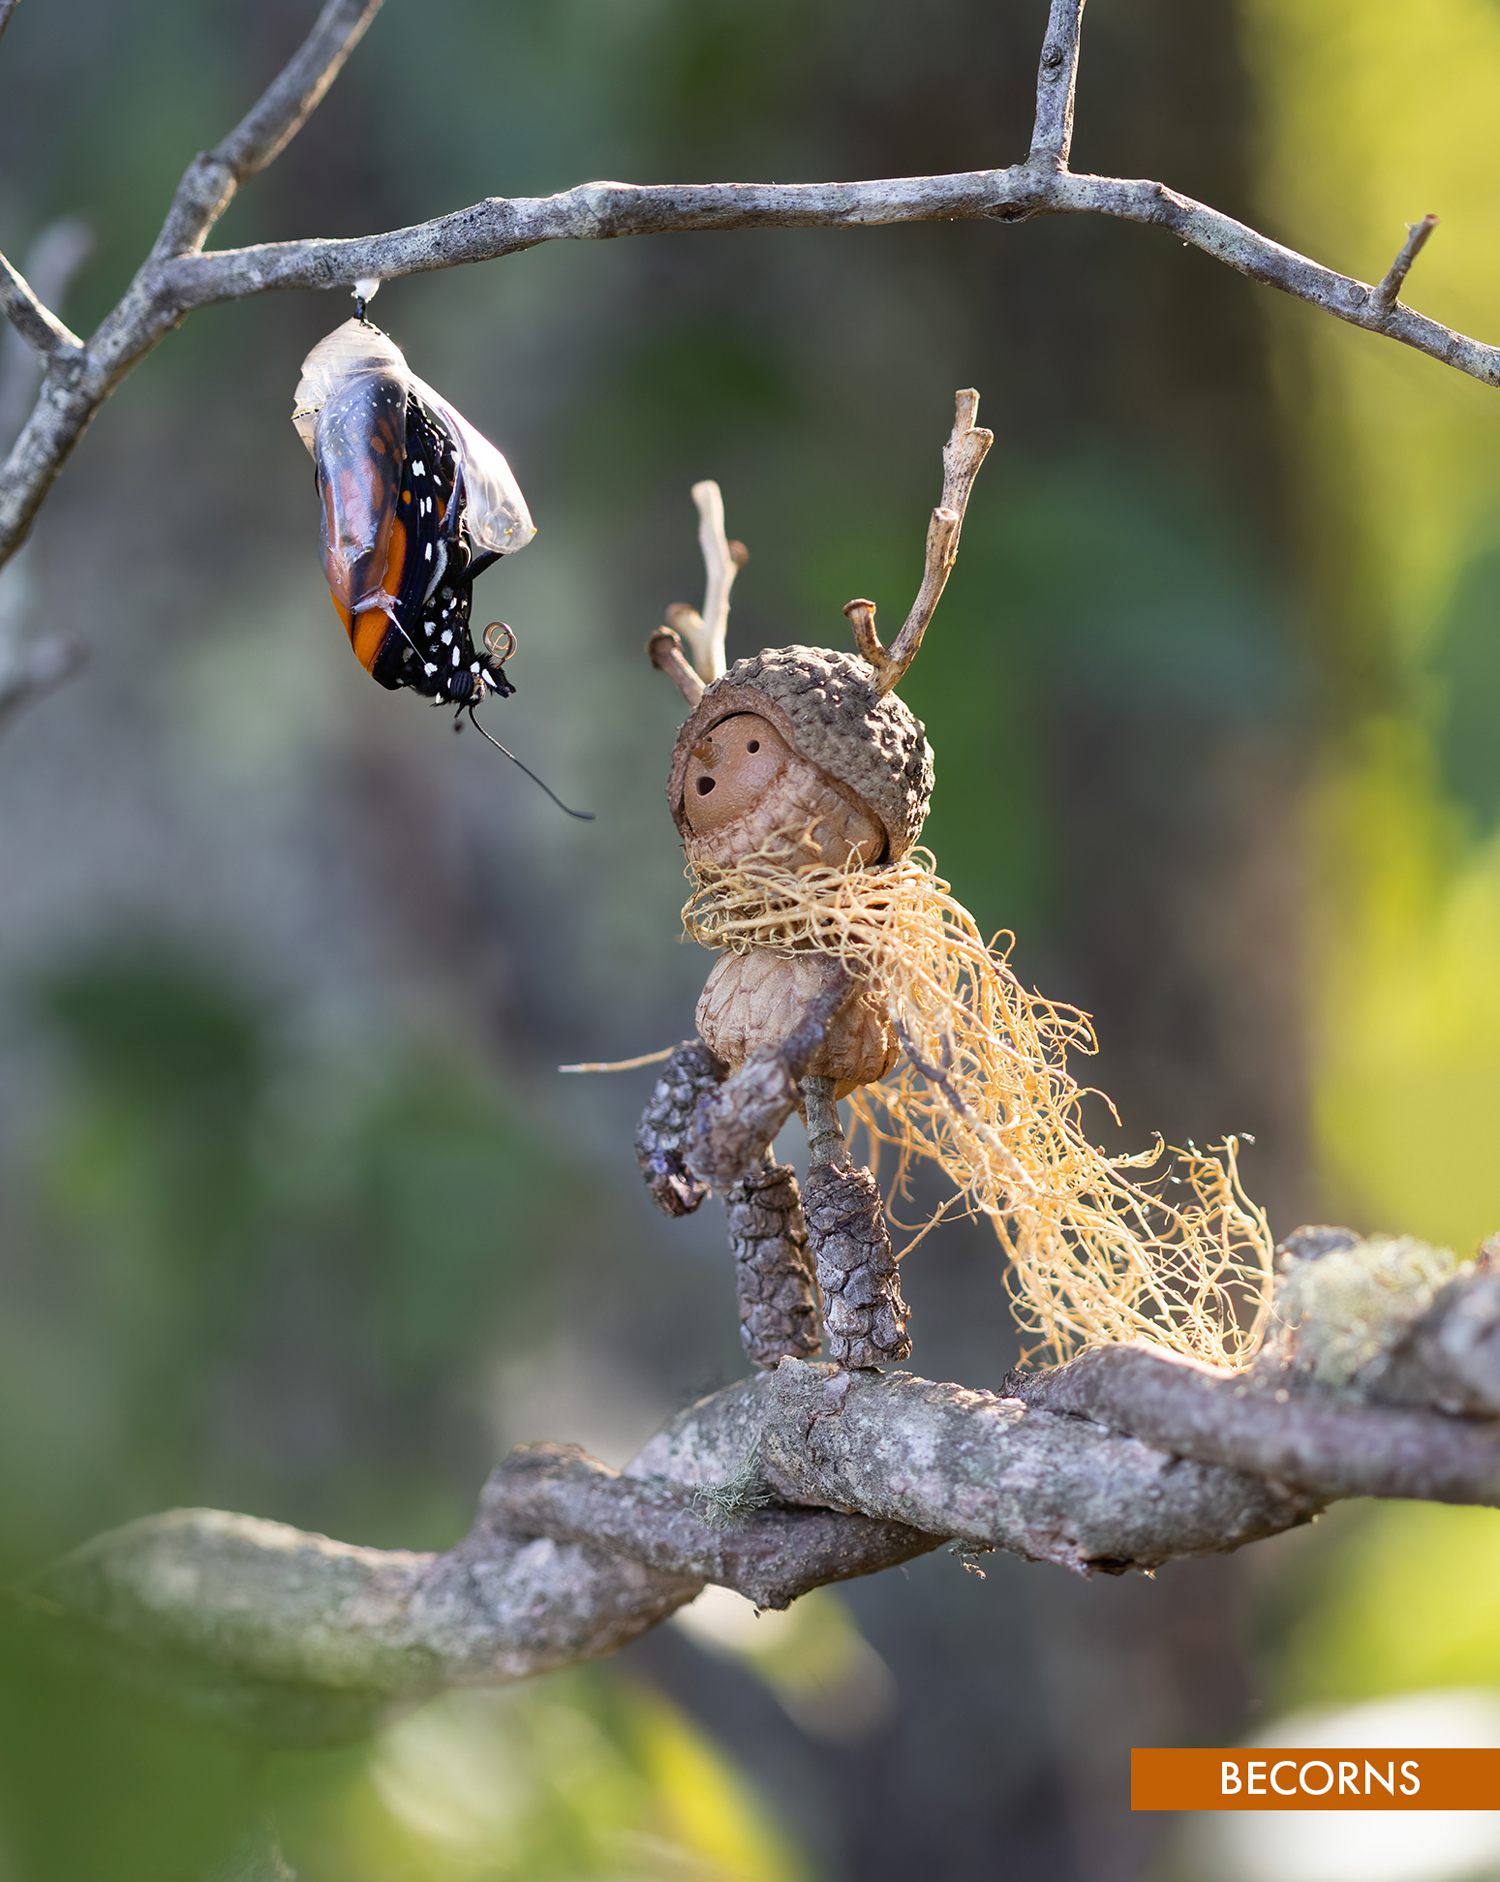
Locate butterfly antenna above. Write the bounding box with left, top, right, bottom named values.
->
left=462, top=704, right=594, bottom=820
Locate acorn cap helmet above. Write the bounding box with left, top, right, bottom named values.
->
left=656, top=393, right=993, bottom=862
left=667, top=644, right=933, bottom=863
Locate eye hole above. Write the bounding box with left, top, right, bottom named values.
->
left=695, top=776, right=716, bottom=796
left=746, top=739, right=760, bottom=754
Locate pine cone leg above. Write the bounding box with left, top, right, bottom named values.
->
left=725, top=1156, right=821, bottom=1368
left=800, top=1076, right=912, bottom=1368
left=635, top=1040, right=724, bottom=1216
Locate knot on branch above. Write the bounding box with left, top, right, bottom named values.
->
left=17, top=1227, right=1500, bottom=1743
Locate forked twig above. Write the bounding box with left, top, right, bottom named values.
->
left=844, top=388, right=994, bottom=695
left=648, top=625, right=706, bottom=707
left=649, top=478, right=749, bottom=704
left=5, top=0, right=1500, bottom=594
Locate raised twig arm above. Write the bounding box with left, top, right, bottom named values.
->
left=647, top=625, right=706, bottom=707
left=672, top=480, right=747, bottom=683
left=844, top=388, right=995, bottom=694
left=648, top=479, right=749, bottom=704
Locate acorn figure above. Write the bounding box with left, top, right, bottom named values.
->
left=637, top=395, right=990, bottom=1369
left=635, top=393, right=1273, bottom=1375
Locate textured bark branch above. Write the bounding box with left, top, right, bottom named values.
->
left=1373, top=212, right=1439, bottom=315
left=147, top=0, right=385, bottom=264
left=0, top=0, right=386, bottom=567
left=482, top=1441, right=932, bottom=1610
left=29, top=1231, right=1500, bottom=1739
left=148, top=174, right=1500, bottom=404
left=1, top=221, right=94, bottom=720
left=1009, top=1344, right=1500, bottom=1506
left=1029, top=0, right=1087, bottom=171
left=4, top=0, right=1500, bottom=584
left=33, top=1357, right=1307, bottom=1732
left=0, top=218, right=92, bottom=442
left=1372, top=1264, right=1500, bottom=1417
left=0, top=250, right=84, bottom=360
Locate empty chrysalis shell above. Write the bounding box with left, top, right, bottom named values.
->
left=290, top=315, right=534, bottom=712
left=292, top=317, right=535, bottom=567
left=287, top=314, right=591, bottom=818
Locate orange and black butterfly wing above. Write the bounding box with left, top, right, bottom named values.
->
left=312, top=367, right=514, bottom=705
left=312, top=369, right=424, bottom=684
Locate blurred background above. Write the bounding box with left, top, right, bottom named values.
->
left=1, top=0, right=1499, bottom=1877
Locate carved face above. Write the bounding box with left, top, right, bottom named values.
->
left=680, top=712, right=884, bottom=869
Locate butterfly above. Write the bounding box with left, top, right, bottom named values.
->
left=292, top=316, right=588, bottom=816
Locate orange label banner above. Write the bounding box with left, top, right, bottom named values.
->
left=1131, top=1748, right=1500, bottom=1811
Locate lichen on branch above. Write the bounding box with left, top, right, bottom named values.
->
left=21, top=1231, right=1500, bottom=1740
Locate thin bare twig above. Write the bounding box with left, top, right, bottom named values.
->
left=0, top=219, right=91, bottom=443
left=1373, top=212, right=1439, bottom=315
left=149, top=0, right=385, bottom=262
left=668, top=480, right=745, bottom=684
left=0, top=250, right=84, bottom=359
left=650, top=479, right=748, bottom=698
left=0, top=0, right=386, bottom=568
left=5, top=0, right=1500, bottom=584
left=0, top=0, right=21, bottom=46
left=845, top=388, right=994, bottom=693
left=1029, top=0, right=1087, bottom=170
left=145, top=172, right=1496, bottom=410
left=0, top=221, right=95, bottom=722
left=648, top=625, right=706, bottom=706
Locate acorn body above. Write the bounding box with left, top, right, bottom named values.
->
left=695, top=950, right=898, bottom=1099
left=674, top=680, right=912, bottom=1104
left=644, top=399, right=991, bottom=1367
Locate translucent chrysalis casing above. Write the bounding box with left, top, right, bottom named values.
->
left=291, top=317, right=535, bottom=705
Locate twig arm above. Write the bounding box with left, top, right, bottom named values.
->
left=650, top=480, right=748, bottom=699
left=845, top=388, right=994, bottom=693
left=647, top=625, right=706, bottom=706
left=680, top=480, right=746, bottom=682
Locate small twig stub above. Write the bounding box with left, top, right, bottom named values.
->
left=1373, top=213, right=1439, bottom=315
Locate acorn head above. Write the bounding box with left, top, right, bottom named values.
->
left=668, top=644, right=933, bottom=869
